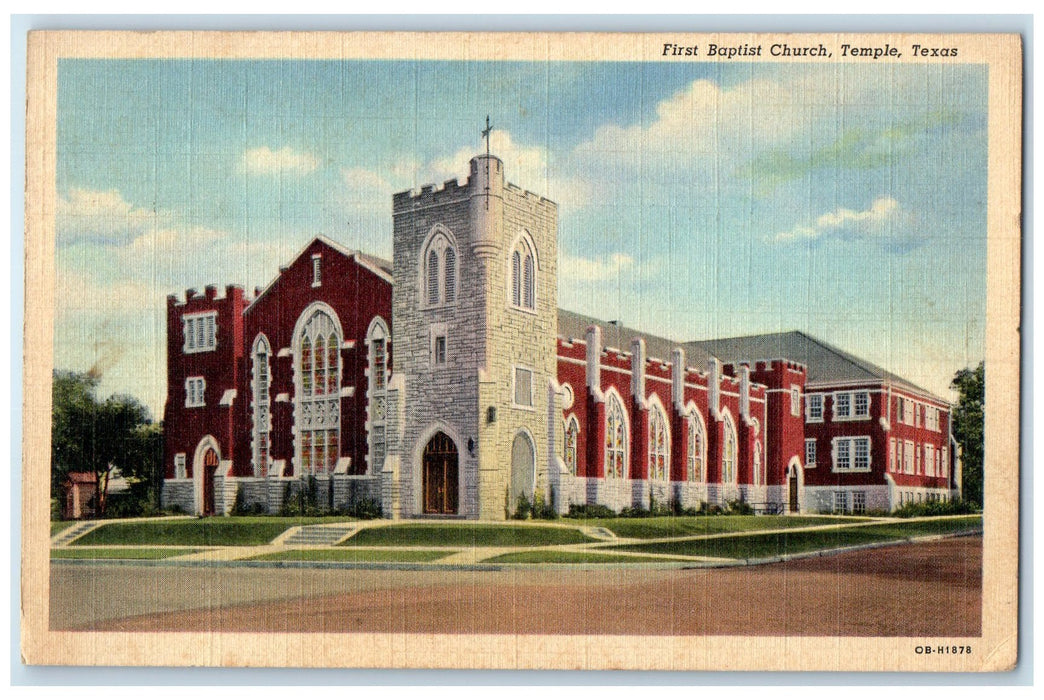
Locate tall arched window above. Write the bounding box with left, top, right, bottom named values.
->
left=367, top=317, right=389, bottom=474
left=564, top=415, right=579, bottom=476
left=605, top=393, right=628, bottom=479
left=649, top=405, right=669, bottom=480
left=687, top=409, right=705, bottom=483
left=753, top=441, right=764, bottom=486
left=721, top=413, right=738, bottom=484
left=251, top=335, right=271, bottom=477
left=422, top=227, right=458, bottom=307
left=509, top=232, right=537, bottom=311
left=296, top=308, right=341, bottom=476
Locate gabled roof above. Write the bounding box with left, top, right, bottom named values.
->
left=685, top=330, right=942, bottom=401
left=245, top=236, right=393, bottom=313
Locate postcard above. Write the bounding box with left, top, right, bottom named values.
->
left=22, top=30, right=1021, bottom=671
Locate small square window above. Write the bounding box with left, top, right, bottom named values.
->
left=806, top=394, right=824, bottom=422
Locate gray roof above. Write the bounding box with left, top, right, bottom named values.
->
left=686, top=330, right=939, bottom=398
left=557, top=309, right=681, bottom=362
left=557, top=310, right=940, bottom=401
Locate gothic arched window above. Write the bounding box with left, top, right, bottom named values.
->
left=564, top=415, right=579, bottom=476
left=721, top=413, right=738, bottom=484
left=605, top=393, right=628, bottom=479
left=649, top=405, right=669, bottom=480
left=422, top=228, right=458, bottom=308
left=687, top=409, right=706, bottom=483
left=296, top=308, right=341, bottom=476
left=251, top=334, right=271, bottom=477
left=510, top=233, right=537, bottom=311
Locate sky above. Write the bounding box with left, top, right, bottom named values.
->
left=53, top=58, right=988, bottom=416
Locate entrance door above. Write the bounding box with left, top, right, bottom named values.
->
left=510, top=432, right=535, bottom=512
left=788, top=469, right=799, bottom=513
left=202, top=448, right=218, bottom=516
left=423, top=432, right=458, bottom=514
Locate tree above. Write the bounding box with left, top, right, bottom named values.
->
left=51, top=370, right=162, bottom=517
left=951, top=362, right=984, bottom=507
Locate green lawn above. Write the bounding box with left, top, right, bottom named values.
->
left=51, top=547, right=201, bottom=560
left=245, top=548, right=455, bottom=563
left=609, top=516, right=983, bottom=560
left=70, top=516, right=353, bottom=547
left=583, top=515, right=865, bottom=540
left=50, top=521, right=76, bottom=536
left=483, top=550, right=681, bottom=564
left=342, top=523, right=596, bottom=547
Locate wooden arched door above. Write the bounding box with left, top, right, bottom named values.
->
left=423, top=432, right=458, bottom=514
left=202, top=448, right=219, bottom=516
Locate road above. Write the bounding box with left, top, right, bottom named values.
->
left=50, top=536, right=981, bottom=637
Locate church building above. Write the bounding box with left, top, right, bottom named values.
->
left=161, top=150, right=961, bottom=519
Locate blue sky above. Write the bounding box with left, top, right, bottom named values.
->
left=54, top=59, right=988, bottom=415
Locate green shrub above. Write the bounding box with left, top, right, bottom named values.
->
left=512, top=493, right=532, bottom=520
left=533, top=490, right=559, bottom=520
left=724, top=499, right=754, bottom=516
left=892, top=499, right=979, bottom=518
left=565, top=503, right=617, bottom=519
left=344, top=497, right=383, bottom=520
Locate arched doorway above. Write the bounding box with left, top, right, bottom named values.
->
left=787, top=460, right=802, bottom=514
left=422, top=432, right=458, bottom=514
left=202, top=448, right=219, bottom=516
left=510, top=431, right=535, bottom=511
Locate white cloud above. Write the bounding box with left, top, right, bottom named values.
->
left=560, top=252, right=635, bottom=282
left=57, top=188, right=160, bottom=247
left=340, top=167, right=397, bottom=210
left=238, top=146, right=319, bottom=176
left=770, top=197, right=908, bottom=243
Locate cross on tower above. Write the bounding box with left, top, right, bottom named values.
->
left=481, top=115, right=493, bottom=209
left=481, top=115, right=493, bottom=157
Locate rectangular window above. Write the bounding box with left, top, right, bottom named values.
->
left=915, top=444, right=921, bottom=475
left=805, top=438, right=817, bottom=467
left=514, top=367, right=533, bottom=407
left=835, top=439, right=851, bottom=471
left=372, top=339, right=386, bottom=391
left=790, top=385, right=801, bottom=417
left=854, top=392, right=869, bottom=417
left=834, top=491, right=849, bottom=514
left=185, top=377, right=206, bottom=407
left=835, top=392, right=851, bottom=419
left=183, top=312, right=217, bottom=353
left=853, top=491, right=866, bottom=514
left=925, top=444, right=935, bottom=477
left=806, top=394, right=824, bottom=422
left=833, top=436, right=871, bottom=473
left=312, top=254, right=322, bottom=287
left=915, top=403, right=922, bottom=428
left=904, top=440, right=914, bottom=474
left=372, top=425, right=386, bottom=471
left=889, top=438, right=897, bottom=472
left=942, top=446, right=949, bottom=478
left=434, top=335, right=447, bottom=365
left=174, top=453, right=187, bottom=479
left=854, top=437, right=870, bottom=471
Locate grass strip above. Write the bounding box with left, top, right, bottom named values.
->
left=245, top=549, right=453, bottom=563
left=610, top=517, right=982, bottom=559
left=483, top=550, right=681, bottom=564
left=51, top=548, right=201, bottom=560
left=71, top=516, right=352, bottom=547
left=50, top=522, right=76, bottom=536
left=586, top=515, right=866, bottom=539
left=343, top=523, right=594, bottom=547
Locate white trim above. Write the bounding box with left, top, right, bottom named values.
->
left=185, top=376, right=206, bottom=408
left=831, top=435, right=873, bottom=473
left=174, top=453, right=187, bottom=480
left=182, top=311, right=218, bottom=354
left=191, top=435, right=221, bottom=516
left=219, top=389, right=237, bottom=407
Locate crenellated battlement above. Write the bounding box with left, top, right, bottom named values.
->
left=392, top=177, right=471, bottom=211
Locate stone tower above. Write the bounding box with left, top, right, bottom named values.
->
left=388, top=153, right=558, bottom=519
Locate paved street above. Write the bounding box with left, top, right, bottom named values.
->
left=51, top=536, right=982, bottom=637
